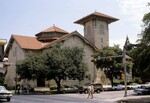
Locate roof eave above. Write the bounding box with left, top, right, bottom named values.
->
left=74, top=14, right=119, bottom=25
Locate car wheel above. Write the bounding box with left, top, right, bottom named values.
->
left=7, top=98, right=11, bottom=102
left=84, top=89, right=88, bottom=94
left=127, top=87, right=130, bottom=90
left=62, top=90, right=66, bottom=94
left=96, top=89, right=101, bottom=93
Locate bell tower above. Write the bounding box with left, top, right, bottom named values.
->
left=74, top=12, right=118, bottom=49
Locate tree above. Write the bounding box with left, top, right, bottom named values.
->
left=43, top=46, right=87, bottom=90
left=0, top=73, right=4, bottom=85
left=16, top=52, right=47, bottom=86
left=16, top=46, right=87, bottom=90
left=129, top=4, right=150, bottom=82
left=93, top=45, right=132, bottom=86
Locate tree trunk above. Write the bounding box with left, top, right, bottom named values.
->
left=111, top=67, right=114, bottom=87
left=54, top=78, right=61, bottom=91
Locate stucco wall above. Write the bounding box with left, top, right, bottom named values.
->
left=5, top=41, right=25, bottom=88
left=95, top=20, right=109, bottom=48
left=60, top=34, right=96, bottom=84
left=84, top=19, right=109, bottom=49
left=5, top=34, right=101, bottom=88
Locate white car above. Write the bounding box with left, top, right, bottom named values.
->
left=144, top=82, right=150, bottom=86
left=112, top=84, right=125, bottom=90
left=127, top=83, right=141, bottom=90
left=0, top=86, right=13, bottom=102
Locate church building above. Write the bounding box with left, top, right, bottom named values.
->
left=4, top=11, right=118, bottom=88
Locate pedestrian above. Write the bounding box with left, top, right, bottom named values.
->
left=17, top=84, right=20, bottom=95
left=87, top=83, right=94, bottom=99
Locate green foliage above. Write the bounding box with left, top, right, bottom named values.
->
left=113, top=79, right=124, bottom=85
left=29, top=87, right=35, bottom=92
left=50, top=85, right=57, bottom=90
left=16, top=52, right=46, bottom=80
left=0, top=73, right=4, bottom=85
left=129, top=77, right=142, bottom=84
left=94, top=46, right=123, bottom=76
left=43, top=46, right=87, bottom=90
left=16, top=45, right=87, bottom=90
left=129, top=4, right=150, bottom=82
left=93, top=46, right=133, bottom=86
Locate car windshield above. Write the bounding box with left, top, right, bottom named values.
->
left=0, top=86, right=6, bottom=91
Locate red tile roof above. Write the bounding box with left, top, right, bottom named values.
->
left=35, top=25, right=69, bottom=36
left=13, top=35, right=50, bottom=50
left=74, top=11, right=119, bottom=24
left=4, top=31, right=98, bottom=57
left=11, top=32, right=70, bottom=50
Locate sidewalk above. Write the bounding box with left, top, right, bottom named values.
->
left=117, top=95, right=150, bottom=103
left=94, top=91, right=150, bottom=103
left=12, top=89, right=150, bottom=103
left=64, top=90, right=150, bottom=103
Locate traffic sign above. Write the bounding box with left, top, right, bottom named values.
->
left=0, top=39, right=7, bottom=45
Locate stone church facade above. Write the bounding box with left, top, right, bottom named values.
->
left=4, top=11, right=118, bottom=88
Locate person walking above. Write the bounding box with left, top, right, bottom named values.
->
left=87, top=84, right=94, bottom=99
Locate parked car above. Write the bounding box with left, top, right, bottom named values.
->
left=60, top=85, right=78, bottom=93
left=78, top=83, right=103, bottom=94
left=112, top=84, right=125, bottom=90
left=127, top=83, right=141, bottom=90
left=103, top=85, right=112, bottom=91
left=134, top=86, right=150, bottom=95
left=0, top=86, right=13, bottom=102
left=144, top=82, right=150, bottom=86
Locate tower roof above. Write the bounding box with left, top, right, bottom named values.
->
left=35, top=25, right=69, bottom=36
left=74, top=11, right=119, bottom=24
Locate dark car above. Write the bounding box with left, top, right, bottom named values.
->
left=60, top=85, right=78, bottom=93
left=78, top=83, right=103, bottom=94
left=134, top=86, right=150, bottom=95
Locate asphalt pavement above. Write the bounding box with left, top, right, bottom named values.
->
left=1, top=90, right=150, bottom=103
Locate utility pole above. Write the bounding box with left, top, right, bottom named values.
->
left=123, top=36, right=130, bottom=97
left=92, top=37, right=130, bottom=97
left=123, top=48, right=127, bottom=97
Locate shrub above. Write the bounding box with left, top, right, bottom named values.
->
left=113, top=79, right=124, bottom=85
left=133, top=77, right=142, bottom=84
left=29, top=87, right=34, bottom=92
left=50, top=86, right=57, bottom=90
left=128, top=77, right=142, bottom=84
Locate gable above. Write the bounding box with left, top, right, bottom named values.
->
left=43, top=31, right=98, bottom=51
left=4, top=31, right=98, bottom=57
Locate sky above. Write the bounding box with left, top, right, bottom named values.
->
left=0, top=0, right=149, bottom=49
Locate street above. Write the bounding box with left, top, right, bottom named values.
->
left=0, top=94, right=112, bottom=103
left=1, top=90, right=150, bottom=103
